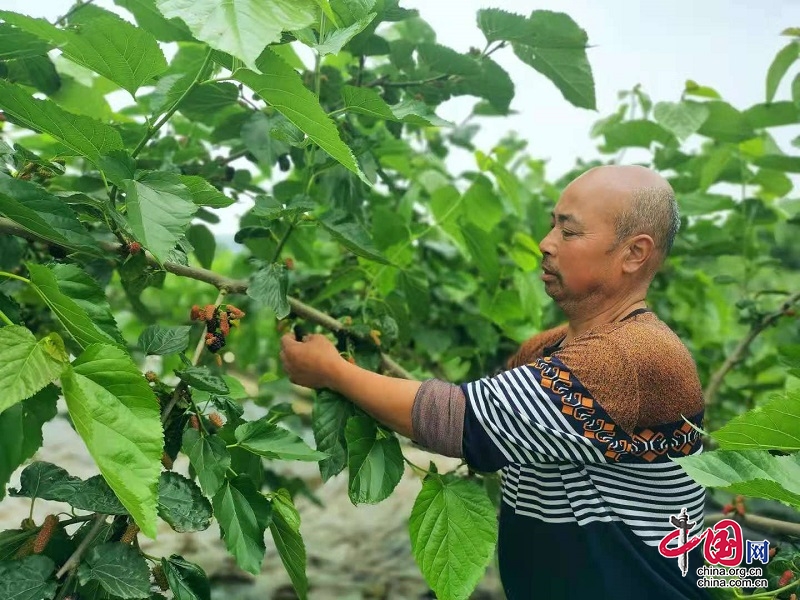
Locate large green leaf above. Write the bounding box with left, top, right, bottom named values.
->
left=711, top=389, right=800, bottom=451
left=179, top=175, right=235, bottom=208
left=49, top=263, right=124, bottom=344
left=0, top=23, right=53, bottom=60
left=409, top=474, right=498, bottom=600
left=9, top=461, right=128, bottom=514
left=476, top=8, right=532, bottom=44
left=342, top=85, right=449, bottom=126
left=318, top=211, right=390, bottom=264
left=77, top=542, right=152, bottom=599
left=161, top=555, right=211, bottom=600
left=697, top=101, right=755, bottom=142
left=156, top=0, right=318, bottom=70
left=61, top=344, right=164, bottom=538
left=247, top=264, right=290, bottom=319
left=316, top=13, right=376, bottom=56
left=345, top=415, right=404, bottom=504
left=601, top=120, right=676, bottom=151
left=235, top=417, right=327, bottom=461
left=0, top=9, right=166, bottom=96
left=0, top=326, right=67, bottom=413
left=745, top=102, right=800, bottom=128
left=675, top=450, right=800, bottom=508
left=754, top=154, right=800, bottom=173
left=269, top=489, right=308, bottom=600
left=233, top=49, right=365, bottom=181
left=138, top=325, right=191, bottom=355
left=27, top=263, right=122, bottom=350
left=212, top=475, right=273, bottom=575
left=113, top=0, right=194, bottom=42
left=312, top=390, right=356, bottom=481
left=122, top=172, right=198, bottom=264
left=3, top=54, right=60, bottom=95
left=0, top=387, right=58, bottom=501
left=176, top=366, right=229, bottom=394
left=461, top=223, right=500, bottom=290
left=766, top=41, right=799, bottom=103
left=181, top=429, right=230, bottom=497
left=0, top=80, right=123, bottom=164
left=653, top=101, right=710, bottom=141
left=501, top=10, right=595, bottom=110
left=0, top=555, right=58, bottom=600
left=157, top=472, right=213, bottom=533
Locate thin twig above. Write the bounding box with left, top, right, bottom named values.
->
left=54, top=0, right=96, bottom=25
left=366, top=74, right=450, bottom=88
left=0, top=217, right=416, bottom=379
left=704, top=291, right=800, bottom=405
left=55, top=513, right=106, bottom=579
left=705, top=511, right=800, bottom=537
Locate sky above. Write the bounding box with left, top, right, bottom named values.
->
left=1, top=0, right=798, bottom=191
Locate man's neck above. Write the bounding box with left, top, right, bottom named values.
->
left=561, top=298, right=648, bottom=346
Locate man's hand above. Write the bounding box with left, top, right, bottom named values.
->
left=280, top=333, right=344, bottom=389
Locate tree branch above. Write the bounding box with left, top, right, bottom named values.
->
left=706, top=511, right=800, bottom=538
left=55, top=513, right=106, bottom=579
left=0, top=217, right=416, bottom=380
left=366, top=74, right=450, bottom=88
left=704, top=291, right=800, bottom=405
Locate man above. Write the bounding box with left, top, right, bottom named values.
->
left=280, top=165, right=708, bottom=599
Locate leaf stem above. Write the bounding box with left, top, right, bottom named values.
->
left=402, top=454, right=432, bottom=476
left=55, top=513, right=107, bottom=579
left=0, top=270, right=31, bottom=284
left=54, top=0, right=96, bottom=25
left=131, top=48, right=215, bottom=159
left=0, top=307, right=13, bottom=327
left=271, top=219, right=296, bottom=263
left=734, top=579, right=798, bottom=599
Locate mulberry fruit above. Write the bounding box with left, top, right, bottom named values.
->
left=204, top=304, right=217, bottom=321
left=226, top=304, right=245, bottom=319
left=209, top=413, right=224, bottom=428
left=152, top=565, right=169, bottom=591
left=779, top=570, right=794, bottom=587
left=219, top=311, right=230, bottom=336
left=190, top=415, right=200, bottom=430
left=120, top=523, right=139, bottom=544
left=161, top=452, right=174, bottom=470
left=33, top=515, right=58, bottom=554
left=190, top=305, right=202, bottom=320
left=129, top=242, right=142, bottom=254
left=206, top=332, right=225, bottom=353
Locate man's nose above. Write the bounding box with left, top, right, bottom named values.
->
left=539, top=228, right=556, bottom=257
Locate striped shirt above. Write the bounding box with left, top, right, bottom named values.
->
left=460, top=309, right=710, bottom=599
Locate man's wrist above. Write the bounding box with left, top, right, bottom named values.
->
left=322, top=354, right=348, bottom=391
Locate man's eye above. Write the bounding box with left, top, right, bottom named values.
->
left=562, top=230, right=575, bottom=238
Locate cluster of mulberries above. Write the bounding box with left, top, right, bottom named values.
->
left=190, top=303, right=245, bottom=354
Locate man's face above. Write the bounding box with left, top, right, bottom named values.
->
left=538, top=177, right=623, bottom=306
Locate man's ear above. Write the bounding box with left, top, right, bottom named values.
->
left=622, top=234, right=655, bottom=273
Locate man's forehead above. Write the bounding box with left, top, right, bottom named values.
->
left=550, top=209, right=584, bottom=226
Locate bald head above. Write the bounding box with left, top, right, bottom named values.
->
left=570, top=165, right=679, bottom=264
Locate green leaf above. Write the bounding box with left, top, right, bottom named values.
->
left=71, top=475, right=128, bottom=514
left=744, top=101, right=800, bottom=128
left=77, top=542, right=151, bottom=599
left=241, top=112, right=291, bottom=170
left=316, top=13, right=376, bottom=56
left=341, top=85, right=449, bottom=126
left=61, top=344, right=164, bottom=538
left=409, top=474, right=498, bottom=600
left=345, top=415, right=404, bottom=504
left=601, top=120, right=677, bottom=151
left=50, top=75, right=113, bottom=120
left=161, top=555, right=211, bottom=600
left=0, top=386, right=58, bottom=501
left=212, top=475, right=273, bottom=575
left=180, top=82, right=239, bottom=122
left=156, top=0, right=318, bottom=70
left=27, top=263, right=122, bottom=350
left=0, top=326, right=67, bottom=413
left=3, top=55, right=61, bottom=95
left=510, top=10, right=595, bottom=110
left=699, top=145, right=735, bottom=191
left=269, top=489, right=308, bottom=600
left=176, top=366, right=230, bottom=394
left=233, top=49, right=365, bottom=181
left=766, top=41, right=799, bottom=103
left=476, top=8, right=532, bottom=44
left=318, top=212, right=389, bottom=264
left=187, top=223, right=216, bottom=269
left=49, top=263, right=124, bottom=344
left=0, top=9, right=166, bottom=96
left=179, top=175, right=234, bottom=208
left=312, top=390, right=356, bottom=481
left=0, top=530, right=37, bottom=562
left=235, top=417, right=327, bottom=461
left=157, top=472, right=213, bottom=533
left=711, top=389, right=800, bottom=451
left=0, top=23, right=53, bottom=60
left=247, top=264, right=290, bottom=319
left=122, top=172, right=198, bottom=264
left=653, top=101, right=710, bottom=141
left=0, top=555, right=58, bottom=600
left=697, top=101, right=755, bottom=142
left=754, top=154, right=800, bottom=173
left=113, top=0, right=194, bottom=42
left=461, top=223, right=500, bottom=289
left=0, top=80, right=123, bottom=164
left=675, top=450, right=800, bottom=508
left=138, top=325, right=191, bottom=355
left=181, top=429, right=230, bottom=497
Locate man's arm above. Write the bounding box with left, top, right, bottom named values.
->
left=280, top=333, right=421, bottom=438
